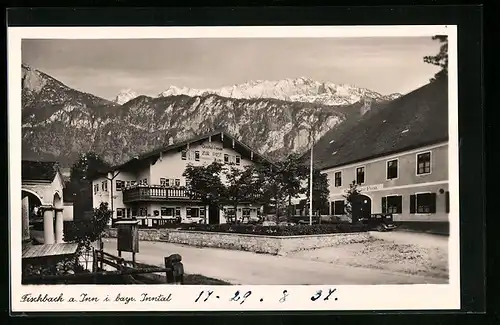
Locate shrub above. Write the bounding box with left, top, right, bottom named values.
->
left=178, top=223, right=368, bottom=236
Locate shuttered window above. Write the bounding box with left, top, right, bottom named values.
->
left=332, top=200, right=345, bottom=215
left=382, top=196, right=402, bottom=214
left=410, top=193, right=437, bottom=214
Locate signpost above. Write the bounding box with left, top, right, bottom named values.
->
left=115, top=220, right=139, bottom=266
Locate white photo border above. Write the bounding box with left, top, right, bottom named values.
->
left=9, top=25, right=460, bottom=312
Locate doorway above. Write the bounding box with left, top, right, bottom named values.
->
left=208, top=203, right=220, bottom=224
left=352, top=194, right=372, bottom=223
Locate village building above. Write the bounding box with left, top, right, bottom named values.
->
left=90, top=130, right=271, bottom=226
left=21, top=160, right=74, bottom=245
left=311, top=77, right=449, bottom=225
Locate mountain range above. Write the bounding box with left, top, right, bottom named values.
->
left=21, top=64, right=401, bottom=168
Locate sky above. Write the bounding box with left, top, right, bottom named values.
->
left=22, top=37, right=441, bottom=101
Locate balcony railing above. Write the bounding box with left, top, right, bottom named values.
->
left=122, top=185, right=199, bottom=203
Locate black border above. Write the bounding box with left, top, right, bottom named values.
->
left=5, top=5, right=484, bottom=317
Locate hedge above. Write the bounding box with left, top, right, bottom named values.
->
left=177, top=223, right=368, bottom=236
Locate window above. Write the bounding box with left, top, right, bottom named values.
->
left=224, top=154, right=229, bottom=164
left=181, top=150, right=187, bottom=160
left=186, top=207, right=192, bottom=217
left=160, top=178, right=166, bottom=186
left=132, top=207, right=137, bottom=216
left=195, top=151, right=200, bottom=161
left=175, top=207, right=181, bottom=217
left=410, top=193, right=437, bottom=214
left=94, top=184, right=99, bottom=194
left=175, top=179, right=180, bottom=187
left=116, top=208, right=123, bottom=217
left=143, top=178, right=148, bottom=185
left=334, top=172, right=342, bottom=187
left=387, top=159, right=398, bottom=179
left=161, top=207, right=167, bottom=217
left=356, top=167, right=365, bottom=185
left=139, top=208, right=147, bottom=216
left=130, top=180, right=136, bottom=186
left=445, top=191, right=450, bottom=213
left=382, top=195, right=402, bottom=214
left=236, top=155, right=241, bottom=165
left=417, top=152, right=431, bottom=175
left=138, top=179, right=143, bottom=186
left=331, top=200, right=345, bottom=215
left=102, top=181, right=108, bottom=191
left=242, top=208, right=251, bottom=218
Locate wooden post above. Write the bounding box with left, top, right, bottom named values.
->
left=165, top=254, right=184, bottom=284
left=99, top=241, right=104, bottom=270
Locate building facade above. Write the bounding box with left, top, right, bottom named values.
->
left=91, top=130, right=269, bottom=226
left=311, top=78, right=450, bottom=224
left=322, top=142, right=449, bottom=222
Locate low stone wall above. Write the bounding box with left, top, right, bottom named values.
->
left=103, top=228, right=371, bottom=255
left=103, top=227, right=172, bottom=242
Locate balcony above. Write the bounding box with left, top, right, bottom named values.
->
left=122, top=185, right=200, bottom=203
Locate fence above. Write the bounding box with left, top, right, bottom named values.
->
left=22, top=244, right=184, bottom=285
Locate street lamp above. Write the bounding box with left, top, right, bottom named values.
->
left=105, top=170, right=121, bottom=223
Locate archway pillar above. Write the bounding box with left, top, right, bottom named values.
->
left=54, top=208, right=64, bottom=243
left=41, top=205, right=55, bottom=245
left=22, top=196, right=31, bottom=243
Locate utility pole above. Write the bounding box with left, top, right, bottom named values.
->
left=309, top=132, right=314, bottom=226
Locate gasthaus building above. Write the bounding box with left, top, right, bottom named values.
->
left=311, top=77, right=449, bottom=228
left=90, top=130, right=271, bottom=226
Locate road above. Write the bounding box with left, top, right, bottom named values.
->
left=102, top=238, right=444, bottom=285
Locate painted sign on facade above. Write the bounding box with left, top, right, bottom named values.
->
left=341, top=184, right=384, bottom=194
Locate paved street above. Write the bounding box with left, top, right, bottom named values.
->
left=103, top=238, right=445, bottom=285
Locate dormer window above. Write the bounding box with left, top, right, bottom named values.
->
left=236, top=155, right=241, bottom=165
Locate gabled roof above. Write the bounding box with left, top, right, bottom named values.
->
left=95, top=129, right=274, bottom=177
left=310, top=77, right=449, bottom=170
left=22, top=160, right=60, bottom=182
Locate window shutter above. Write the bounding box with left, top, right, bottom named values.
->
left=331, top=202, right=335, bottom=215
left=430, top=193, right=437, bottom=213
left=410, top=195, right=416, bottom=214
left=445, top=191, right=450, bottom=213
left=340, top=201, right=345, bottom=214
left=381, top=197, right=387, bottom=214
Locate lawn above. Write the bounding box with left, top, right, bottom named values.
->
left=289, top=233, right=448, bottom=279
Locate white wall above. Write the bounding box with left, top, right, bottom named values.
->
left=63, top=203, right=74, bottom=221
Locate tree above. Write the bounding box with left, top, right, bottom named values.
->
left=305, top=168, right=330, bottom=221
left=183, top=161, right=227, bottom=209
left=342, top=181, right=362, bottom=224
left=223, top=165, right=261, bottom=223
left=69, top=152, right=110, bottom=220
left=258, top=154, right=308, bottom=223
left=424, top=35, right=448, bottom=82
left=65, top=202, right=113, bottom=251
